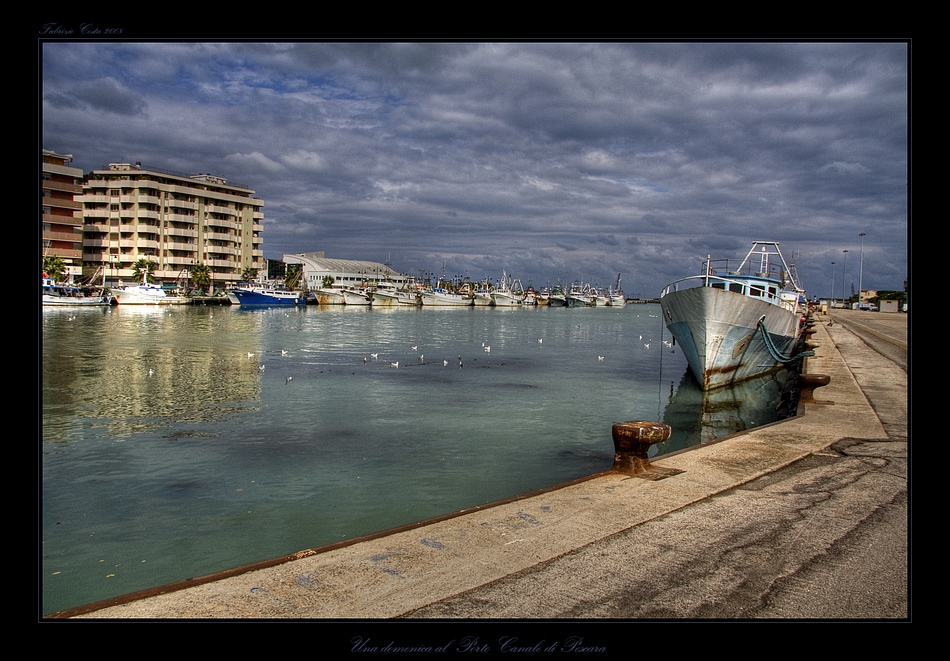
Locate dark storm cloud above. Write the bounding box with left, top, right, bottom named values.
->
left=41, top=41, right=908, bottom=298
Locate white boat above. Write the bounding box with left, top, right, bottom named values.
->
left=228, top=283, right=308, bottom=306
left=421, top=285, right=473, bottom=307
left=473, top=288, right=494, bottom=306
left=370, top=280, right=421, bottom=307
left=490, top=272, right=523, bottom=307
left=566, top=283, right=595, bottom=307
left=42, top=276, right=114, bottom=307
left=659, top=241, right=809, bottom=390
left=315, top=286, right=371, bottom=305
left=547, top=285, right=567, bottom=307
left=609, top=274, right=627, bottom=307
left=113, top=274, right=189, bottom=305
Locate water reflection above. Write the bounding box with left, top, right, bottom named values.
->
left=655, top=368, right=789, bottom=456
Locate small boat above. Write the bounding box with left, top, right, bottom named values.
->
left=42, top=276, right=114, bottom=307
left=113, top=273, right=189, bottom=305
left=659, top=241, right=810, bottom=390
left=228, top=282, right=308, bottom=306
left=370, top=280, right=422, bottom=307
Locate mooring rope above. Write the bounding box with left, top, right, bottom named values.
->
left=757, top=316, right=814, bottom=363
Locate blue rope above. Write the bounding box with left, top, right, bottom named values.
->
left=757, top=317, right=814, bottom=363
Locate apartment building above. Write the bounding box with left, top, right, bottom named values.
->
left=41, top=150, right=85, bottom=280
left=81, top=162, right=265, bottom=290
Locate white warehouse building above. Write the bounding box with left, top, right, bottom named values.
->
left=283, top=251, right=411, bottom=289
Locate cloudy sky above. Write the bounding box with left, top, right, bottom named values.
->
left=41, top=41, right=908, bottom=299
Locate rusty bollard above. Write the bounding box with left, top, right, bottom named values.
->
left=611, top=421, right=682, bottom=480
left=798, top=374, right=831, bottom=404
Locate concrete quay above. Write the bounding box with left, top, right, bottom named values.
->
left=60, top=309, right=909, bottom=622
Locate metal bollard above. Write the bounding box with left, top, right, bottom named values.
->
left=611, top=421, right=682, bottom=480
left=798, top=374, right=831, bottom=404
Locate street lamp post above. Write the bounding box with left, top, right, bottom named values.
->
left=842, top=250, right=849, bottom=306
left=858, top=232, right=866, bottom=305
left=831, top=262, right=836, bottom=307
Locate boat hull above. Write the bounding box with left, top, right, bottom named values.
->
left=660, top=286, right=801, bottom=390
left=113, top=286, right=188, bottom=305
left=230, top=288, right=307, bottom=306
left=491, top=292, right=522, bottom=307
left=421, top=290, right=473, bottom=306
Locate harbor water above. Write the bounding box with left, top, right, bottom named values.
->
left=41, top=303, right=785, bottom=615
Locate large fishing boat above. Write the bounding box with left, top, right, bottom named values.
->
left=228, top=283, right=308, bottom=306
left=659, top=241, right=809, bottom=390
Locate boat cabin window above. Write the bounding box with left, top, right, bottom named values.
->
left=729, top=283, right=743, bottom=294
left=711, top=282, right=725, bottom=290
left=750, top=284, right=764, bottom=297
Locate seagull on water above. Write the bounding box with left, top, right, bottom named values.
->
left=286, top=376, right=293, bottom=384
left=390, top=361, right=399, bottom=369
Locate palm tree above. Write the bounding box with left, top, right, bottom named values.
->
left=320, top=274, right=335, bottom=289
left=43, top=255, right=67, bottom=283
left=284, top=266, right=303, bottom=290
left=190, top=263, right=211, bottom=292
left=131, top=258, right=156, bottom=283
left=242, top=266, right=259, bottom=282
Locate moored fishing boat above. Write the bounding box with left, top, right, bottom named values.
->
left=547, top=284, right=567, bottom=307
left=659, top=241, right=810, bottom=390
left=490, top=272, right=523, bottom=307
left=42, top=276, right=114, bottom=306
left=370, top=280, right=422, bottom=306
left=566, top=283, right=595, bottom=307
left=112, top=273, right=189, bottom=305
left=228, top=283, right=308, bottom=306
left=421, top=286, right=474, bottom=306
left=608, top=273, right=627, bottom=306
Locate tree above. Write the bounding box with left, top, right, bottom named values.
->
left=43, top=255, right=67, bottom=282
left=242, top=266, right=259, bottom=282
left=190, top=263, right=211, bottom=291
left=131, top=258, right=156, bottom=283
left=321, top=274, right=335, bottom=289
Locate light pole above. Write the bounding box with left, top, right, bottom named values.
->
left=831, top=262, right=836, bottom=307
left=842, top=250, right=849, bottom=306
left=858, top=232, right=866, bottom=305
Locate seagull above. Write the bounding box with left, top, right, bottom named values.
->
left=419, top=354, right=424, bottom=362
left=484, top=346, right=491, bottom=353
left=538, top=338, right=543, bottom=344
left=259, top=364, right=266, bottom=372
left=390, top=361, right=399, bottom=369
left=410, top=345, right=417, bottom=351
left=370, top=353, right=378, bottom=359
left=443, top=359, right=449, bottom=367
left=598, top=356, right=605, bottom=361
left=148, top=368, right=155, bottom=377
left=247, top=352, right=255, bottom=358
left=644, top=343, right=651, bottom=349
left=286, top=376, right=293, bottom=384
left=281, top=350, right=289, bottom=356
